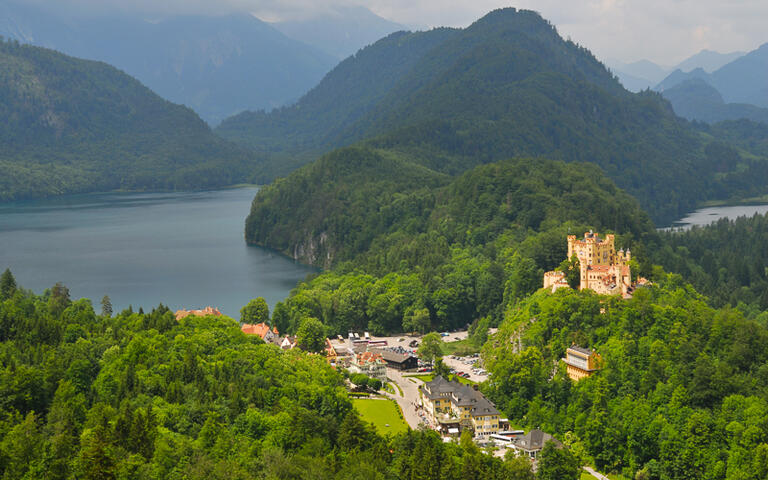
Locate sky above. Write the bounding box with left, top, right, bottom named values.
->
left=21, top=0, right=768, bottom=65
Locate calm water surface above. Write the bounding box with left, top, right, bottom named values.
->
left=0, top=188, right=314, bottom=317
left=663, top=204, right=768, bottom=230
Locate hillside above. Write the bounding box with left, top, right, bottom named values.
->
left=247, top=148, right=657, bottom=335
left=656, top=43, right=768, bottom=108
left=222, top=8, right=768, bottom=224
left=662, top=79, right=768, bottom=125
left=0, top=39, right=257, bottom=201
left=0, top=278, right=536, bottom=479
left=0, top=2, right=336, bottom=124
left=217, top=28, right=459, bottom=154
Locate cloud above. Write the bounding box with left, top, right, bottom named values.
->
left=17, top=0, right=768, bottom=64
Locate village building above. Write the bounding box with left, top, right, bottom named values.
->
left=372, top=348, right=418, bottom=370
left=241, top=322, right=279, bottom=343
left=348, top=351, right=388, bottom=382
left=543, top=231, right=635, bottom=297
left=174, top=306, right=222, bottom=321
left=508, top=429, right=561, bottom=460
left=276, top=336, right=296, bottom=350
left=562, top=345, right=602, bottom=381
left=419, top=376, right=501, bottom=437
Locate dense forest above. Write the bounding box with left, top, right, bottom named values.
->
left=482, top=280, right=768, bottom=479
left=0, top=274, right=537, bottom=480
left=251, top=153, right=657, bottom=336
left=221, top=8, right=768, bottom=224
left=651, top=213, right=768, bottom=315
left=0, top=38, right=260, bottom=201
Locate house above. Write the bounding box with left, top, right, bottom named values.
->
left=175, top=306, right=222, bottom=321
left=543, top=231, right=634, bottom=297
left=419, top=376, right=501, bottom=437
left=562, top=345, right=602, bottom=381
left=349, top=351, right=387, bottom=382
left=241, top=322, right=279, bottom=343
left=509, top=429, right=561, bottom=460
left=276, top=336, right=296, bottom=350
left=374, top=348, right=418, bottom=370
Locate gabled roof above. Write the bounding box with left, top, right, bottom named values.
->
left=512, top=429, right=560, bottom=451
left=567, top=345, right=592, bottom=356
left=241, top=322, right=278, bottom=339
left=376, top=349, right=415, bottom=363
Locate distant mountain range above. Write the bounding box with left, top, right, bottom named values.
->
left=661, top=79, right=768, bottom=125
left=0, top=39, right=257, bottom=201
left=0, top=1, right=337, bottom=124
left=657, top=43, right=768, bottom=109
left=271, top=6, right=407, bottom=60
left=607, top=50, right=745, bottom=92
left=219, top=8, right=768, bottom=225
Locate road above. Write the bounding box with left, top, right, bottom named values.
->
left=386, top=367, right=429, bottom=429
left=583, top=466, right=609, bottom=480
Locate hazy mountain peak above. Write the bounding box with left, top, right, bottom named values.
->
left=271, top=6, right=406, bottom=60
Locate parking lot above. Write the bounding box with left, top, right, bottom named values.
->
left=366, top=330, right=490, bottom=383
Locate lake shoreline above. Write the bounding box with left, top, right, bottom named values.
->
left=659, top=203, right=768, bottom=231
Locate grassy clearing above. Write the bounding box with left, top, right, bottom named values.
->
left=352, top=398, right=409, bottom=435
left=405, top=374, right=476, bottom=385
left=442, top=338, right=481, bottom=356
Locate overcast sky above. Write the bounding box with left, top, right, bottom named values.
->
left=23, top=0, right=768, bottom=65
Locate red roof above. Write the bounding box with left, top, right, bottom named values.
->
left=241, top=322, right=278, bottom=339
left=355, top=351, right=384, bottom=365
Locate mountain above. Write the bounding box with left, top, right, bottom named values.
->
left=0, top=39, right=257, bottom=201
left=675, top=49, right=744, bottom=73
left=656, top=43, right=768, bottom=108
left=220, top=8, right=768, bottom=224
left=607, top=58, right=671, bottom=91
left=661, top=79, right=768, bottom=125
left=216, top=27, right=459, bottom=175
left=0, top=1, right=336, bottom=125
left=608, top=49, right=744, bottom=92
left=271, top=6, right=407, bottom=60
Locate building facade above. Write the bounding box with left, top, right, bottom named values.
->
left=562, top=346, right=602, bottom=381
left=544, top=231, right=633, bottom=296
left=420, top=376, right=501, bottom=437
left=349, top=351, right=388, bottom=382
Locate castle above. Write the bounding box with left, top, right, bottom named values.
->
left=543, top=231, right=634, bottom=297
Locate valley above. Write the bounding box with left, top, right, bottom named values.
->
left=1, top=4, right=768, bottom=480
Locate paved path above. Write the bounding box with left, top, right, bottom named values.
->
left=386, top=368, right=428, bottom=429
left=583, top=466, right=609, bottom=480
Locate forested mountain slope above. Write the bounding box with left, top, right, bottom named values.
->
left=221, top=8, right=768, bottom=224
left=0, top=39, right=258, bottom=201
left=217, top=28, right=459, bottom=154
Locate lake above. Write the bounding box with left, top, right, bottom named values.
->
left=0, top=188, right=315, bottom=318
left=663, top=204, right=768, bottom=230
